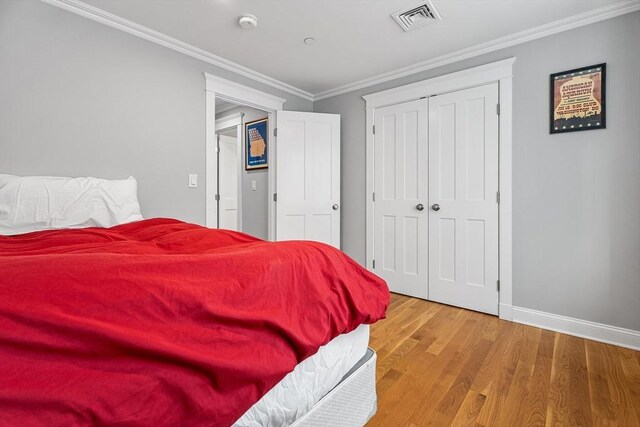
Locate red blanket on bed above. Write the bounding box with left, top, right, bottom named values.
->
left=0, top=218, right=389, bottom=426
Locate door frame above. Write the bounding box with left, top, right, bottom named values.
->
left=204, top=73, right=286, bottom=240
left=215, top=113, right=243, bottom=232
left=362, top=58, right=515, bottom=321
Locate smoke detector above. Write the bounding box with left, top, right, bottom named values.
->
left=238, top=14, right=258, bottom=29
left=391, top=1, right=441, bottom=32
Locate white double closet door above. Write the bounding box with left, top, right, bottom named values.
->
left=373, top=83, right=499, bottom=315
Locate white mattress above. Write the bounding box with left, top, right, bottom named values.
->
left=233, top=324, right=370, bottom=427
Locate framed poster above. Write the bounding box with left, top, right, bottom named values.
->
left=550, top=63, right=606, bottom=134
left=245, top=118, right=268, bottom=170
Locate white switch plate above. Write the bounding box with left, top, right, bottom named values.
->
left=251, top=180, right=257, bottom=191
left=188, top=174, right=198, bottom=188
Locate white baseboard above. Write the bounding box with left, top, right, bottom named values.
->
left=504, top=305, right=640, bottom=351
left=499, top=304, right=513, bottom=321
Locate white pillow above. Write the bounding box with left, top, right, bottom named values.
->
left=0, top=174, right=143, bottom=236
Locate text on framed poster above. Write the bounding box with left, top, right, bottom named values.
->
left=550, top=63, right=606, bottom=134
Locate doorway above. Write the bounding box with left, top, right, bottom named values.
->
left=204, top=73, right=342, bottom=247
left=216, top=123, right=241, bottom=232
left=214, top=100, right=271, bottom=239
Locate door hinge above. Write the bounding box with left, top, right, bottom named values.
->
left=215, top=194, right=220, bottom=201
left=496, top=191, right=500, bottom=204
left=274, top=128, right=278, bottom=137
left=273, top=193, right=277, bottom=202
left=497, top=279, right=500, bottom=291
left=372, top=259, right=376, bottom=269
left=372, top=125, right=375, bottom=135
left=372, top=192, right=375, bottom=202
left=215, top=146, right=220, bottom=153
left=496, top=104, right=501, bottom=115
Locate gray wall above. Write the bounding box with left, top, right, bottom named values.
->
left=314, top=12, right=640, bottom=331
left=0, top=0, right=312, bottom=225
left=216, top=106, right=269, bottom=239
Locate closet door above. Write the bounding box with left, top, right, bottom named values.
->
left=428, top=83, right=499, bottom=315
left=373, top=99, right=428, bottom=299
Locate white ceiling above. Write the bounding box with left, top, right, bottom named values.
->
left=80, top=0, right=636, bottom=97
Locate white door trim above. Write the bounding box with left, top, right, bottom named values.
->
left=205, top=73, right=287, bottom=111
left=363, top=58, right=515, bottom=320
left=215, top=114, right=243, bottom=232
left=215, top=112, right=242, bottom=131
left=205, top=73, right=286, bottom=240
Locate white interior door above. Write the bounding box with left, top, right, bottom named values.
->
left=428, top=83, right=499, bottom=315
left=218, top=133, right=240, bottom=230
left=275, top=111, right=340, bottom=248
left=373, top=99, right=428, bottom=299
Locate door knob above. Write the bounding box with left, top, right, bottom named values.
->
left=332, top=204, right=340, bottom=211
left=432, top=204, right=440, bottom=211
left=416, top=203, right=424, bottom=211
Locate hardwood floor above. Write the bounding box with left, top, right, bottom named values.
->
left=367, top=293, right=640, bottom=426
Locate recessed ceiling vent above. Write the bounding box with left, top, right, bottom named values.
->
left=391, top=1, right=442, bottom=32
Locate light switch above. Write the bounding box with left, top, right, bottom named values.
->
left=188, top=174, right=198, bottom=188
left=251, top=180, right=257, bottom=191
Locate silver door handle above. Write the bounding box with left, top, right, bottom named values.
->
left=432, top=204, right=440, bottom=211
left=332, top=204, right=340, bottom=211
left=416, top=204, right=424, bottom=211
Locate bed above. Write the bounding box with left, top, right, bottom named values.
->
left=0, top=174, right=389, bottom=426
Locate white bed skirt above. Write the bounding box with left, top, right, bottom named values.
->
left=235, top=325, right=370, bottom=426
left=292, top=349, right=377, bottom=427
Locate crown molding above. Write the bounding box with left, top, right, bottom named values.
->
left=40, top=0, right=639, bottom=103
left=40, top=0, right=314, bottom=102
left=314, top=0, right=640, bottom=101
left=362, top=57, right=515, bottom=108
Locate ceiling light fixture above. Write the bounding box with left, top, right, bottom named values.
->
left=238, top=14, right=258, bottom=29
left=304, top=37, right=317, bottom=45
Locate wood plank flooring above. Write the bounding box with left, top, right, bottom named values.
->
left=367, top=293, right=640, bottom=426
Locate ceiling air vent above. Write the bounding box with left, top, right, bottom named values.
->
left=391, top=1, right=442, bottom=32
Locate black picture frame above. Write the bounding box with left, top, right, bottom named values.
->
left=549, top=63, right=606, bottom=134
left=245, top=118, right=268, bottom=170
